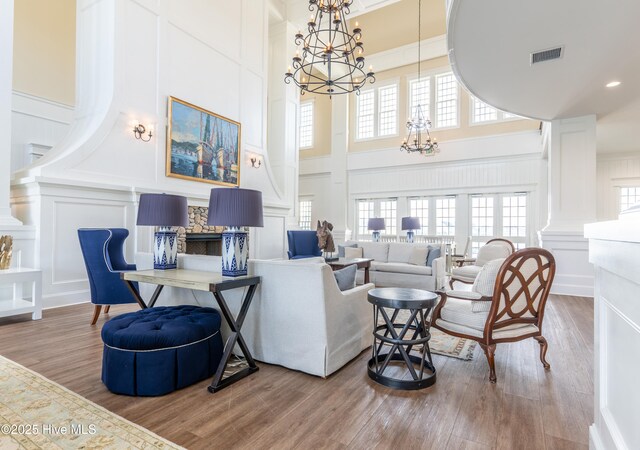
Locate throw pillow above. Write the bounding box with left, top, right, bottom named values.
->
left=333, top=264, right=357, bottom=291
left=338, top=243, right=357, bottom=257
left=426, top=246, right=441, bottom=267
left=344, top=247, right=363, bottom=259
left=408, top=247, right=429, bottom=266
left=471, top=258, right=506, bottom=312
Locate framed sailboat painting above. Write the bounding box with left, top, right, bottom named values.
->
left=166, top=96, right=241, bottom=186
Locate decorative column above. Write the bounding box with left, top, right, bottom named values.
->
left=539, top=115, right=597, bottom=296
left=0, top=0, right=21, bottom=226
left=329, top=94, right=350, bottom=241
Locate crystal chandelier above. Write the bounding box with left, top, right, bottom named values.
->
left=401, top=0, right=439, bottom=156
left=284, top=0, right=375, bottom=96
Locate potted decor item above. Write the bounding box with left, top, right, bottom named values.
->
left=0, top=235, right=13, bottom=270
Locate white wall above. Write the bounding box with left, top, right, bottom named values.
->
left=300, top=130, right=547, bottom=251
left=9, top=0, right=295, bottom=308
left=596, top=151, right=640, bottom=220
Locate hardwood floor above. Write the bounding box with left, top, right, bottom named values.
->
left=0, top=295, right=593, bottom=449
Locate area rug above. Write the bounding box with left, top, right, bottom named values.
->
left=0, top=354, right=183, bottom=449
left=377, top=309, right=477, bottom=361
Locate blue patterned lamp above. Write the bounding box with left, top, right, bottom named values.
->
left=207, top=188, right=264, bottom=277
left=137, top=193, right=188, bottom=270
left=368, top=218, right=386, bottom=242
left=402, top=217, right=421, bottom=243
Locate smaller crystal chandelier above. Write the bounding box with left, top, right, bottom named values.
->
left=284, top=0, right=376, bottom=96
left=401, top=0, right=439, bottom=156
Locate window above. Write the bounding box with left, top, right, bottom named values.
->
left=470, top=96, right=521, bottom=124
left=378, top=85, right=398, bottom=136
left=620, top=187, right=640, bottom=212
left=356, top=90, right=375, bottom=139
left=435, top=197, right=456, bottom=236
left=503, top=194, right=527, bottom=238
left=409, top=198, right=429, bottom=235
left=471, top=195, right=494, bottom=256
left=298, top=200, right=312, bottom=230
left=299, top=101, right=314, bottom=148
left=409, top=78, right=430, bottom=120
left=435, top=73, right=458, bottom=128
left=357, top=200, right=375, bottom=236
left=379, top=199, right=397, bottom=235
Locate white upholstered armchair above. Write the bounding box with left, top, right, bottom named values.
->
left=433, top=248, right=556, bottom=383
left=449, top=238, right=515, bottom=289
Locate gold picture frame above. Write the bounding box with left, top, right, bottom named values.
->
left=166, top=96, right=241, bottom=187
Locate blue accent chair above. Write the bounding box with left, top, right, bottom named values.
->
left=78, top=228, right=140, bottom=325
left=287, top=230, right=322, bottom=259
left=101, top=305, right=223, bottom=396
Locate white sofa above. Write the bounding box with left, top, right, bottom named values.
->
left=343, top=241, right=446, bottom=291
left=241, top=258, right=374, bottom=377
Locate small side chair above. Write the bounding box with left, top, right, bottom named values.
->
left=433, top=248, right=556, bottom=383
left=78, top=228, right=140, bottom=325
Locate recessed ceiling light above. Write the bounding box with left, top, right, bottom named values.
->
left=606, top=81, right=621, bottom=88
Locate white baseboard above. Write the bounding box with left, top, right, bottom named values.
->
left=589, top=425, right=604, bottom=450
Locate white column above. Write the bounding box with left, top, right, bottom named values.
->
left=329, top=94, right=350, bottom=241
left=267, top=21, right=299, bottom=218
left=539, top=115, right=596, bottom=296
left=0, top=0, right=22, bottom=226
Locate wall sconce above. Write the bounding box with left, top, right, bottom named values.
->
left=133, top=124, right=152, bottom=142
left=250, top=156, right=262, bottom=169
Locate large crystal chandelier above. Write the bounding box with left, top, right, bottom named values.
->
left=284, top=0, right=375, bottom=96
left=401, top=0, right=439, bottom=156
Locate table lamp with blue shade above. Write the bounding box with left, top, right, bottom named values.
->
left=207, top=188, right=264, bottom=277
left=368, top=218, right=386, bottom=242
left=137, top=193, right=188, bottom=270
left=402, top=217, right=421, bottom=243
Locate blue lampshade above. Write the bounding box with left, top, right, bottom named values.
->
left=368, top=218, right=386, bottom=231
left=137, top=193, right=188, bottom=227
left=207, top=188, right=264, bottom=227
left=401, top=217, right=420, bottom=230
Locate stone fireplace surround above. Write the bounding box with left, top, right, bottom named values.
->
left=176, top=206, right=224, bottom=254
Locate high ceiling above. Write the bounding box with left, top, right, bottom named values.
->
left=447, top=0, right=640, bottom=153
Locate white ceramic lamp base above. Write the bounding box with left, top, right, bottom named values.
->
left=372, top=231, right=381, bottom=242
left=406, top=230, right=415, bottom=243
left=222, top=227, right=248, bottom=277
left=154, top=228, right=178, bottom=270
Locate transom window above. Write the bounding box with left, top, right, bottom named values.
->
left=435, top=73, right=458, bottom=128
left=409, top=77, right=430, bottom=120
left=299, top=101, right=314, bottom=148
left=356, top=83, right=399, bottom=139
left=435, top=197, right=456, bottom=236
left=620, top=187, right=640, bottom=212
left=298, top=199, right=312, bottom=230
left=409, top=198, right=429, bottom=235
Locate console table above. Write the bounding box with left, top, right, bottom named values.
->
left=0, top=268, right=42, bottom=320
left=121, top=269, right=261, bottom=393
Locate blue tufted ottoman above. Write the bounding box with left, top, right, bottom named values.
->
left=101, top=305, right=223, bottom=396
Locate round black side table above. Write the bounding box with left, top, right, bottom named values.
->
left=367, top=287, right=439, bottom=390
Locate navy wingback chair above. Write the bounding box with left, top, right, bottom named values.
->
left=287, top=230, right=322, bottom=260
left=78, top=228, right=140, bottom=325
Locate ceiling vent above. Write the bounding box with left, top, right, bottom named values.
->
left=530, top=47, right=563, bottom=65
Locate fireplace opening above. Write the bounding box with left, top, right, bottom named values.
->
left=185, top=233, right=222, bottom=256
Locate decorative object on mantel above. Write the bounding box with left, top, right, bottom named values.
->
left=400, top=0, right=439, bottom=156
left=0, top=355, right=184, bottom=449
left=402, top=217, right=421, bottom=243
left=316, top=220, right=338, bottom=261
left=133, top=123, right=153, bottom=142
left=367, top=217, right=385, bottom=242
left=137, top=193, right=188, bottom=270
left=0, top=235, right=12, bottom=270
left=207, top=188, right=264, bottom=277
left=284, top=0, right=375, bottom=96
left=166, top=96, right=241, bottom=186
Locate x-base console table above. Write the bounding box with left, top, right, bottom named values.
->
left=121, top=269, right=261, bottom=393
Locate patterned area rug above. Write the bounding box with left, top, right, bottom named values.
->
left=0, top=355, right=183, bottom=449
left=377, top=309, right=477, bottom=361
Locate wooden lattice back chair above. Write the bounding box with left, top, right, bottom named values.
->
left=433, top=247, right=556, bottom=383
